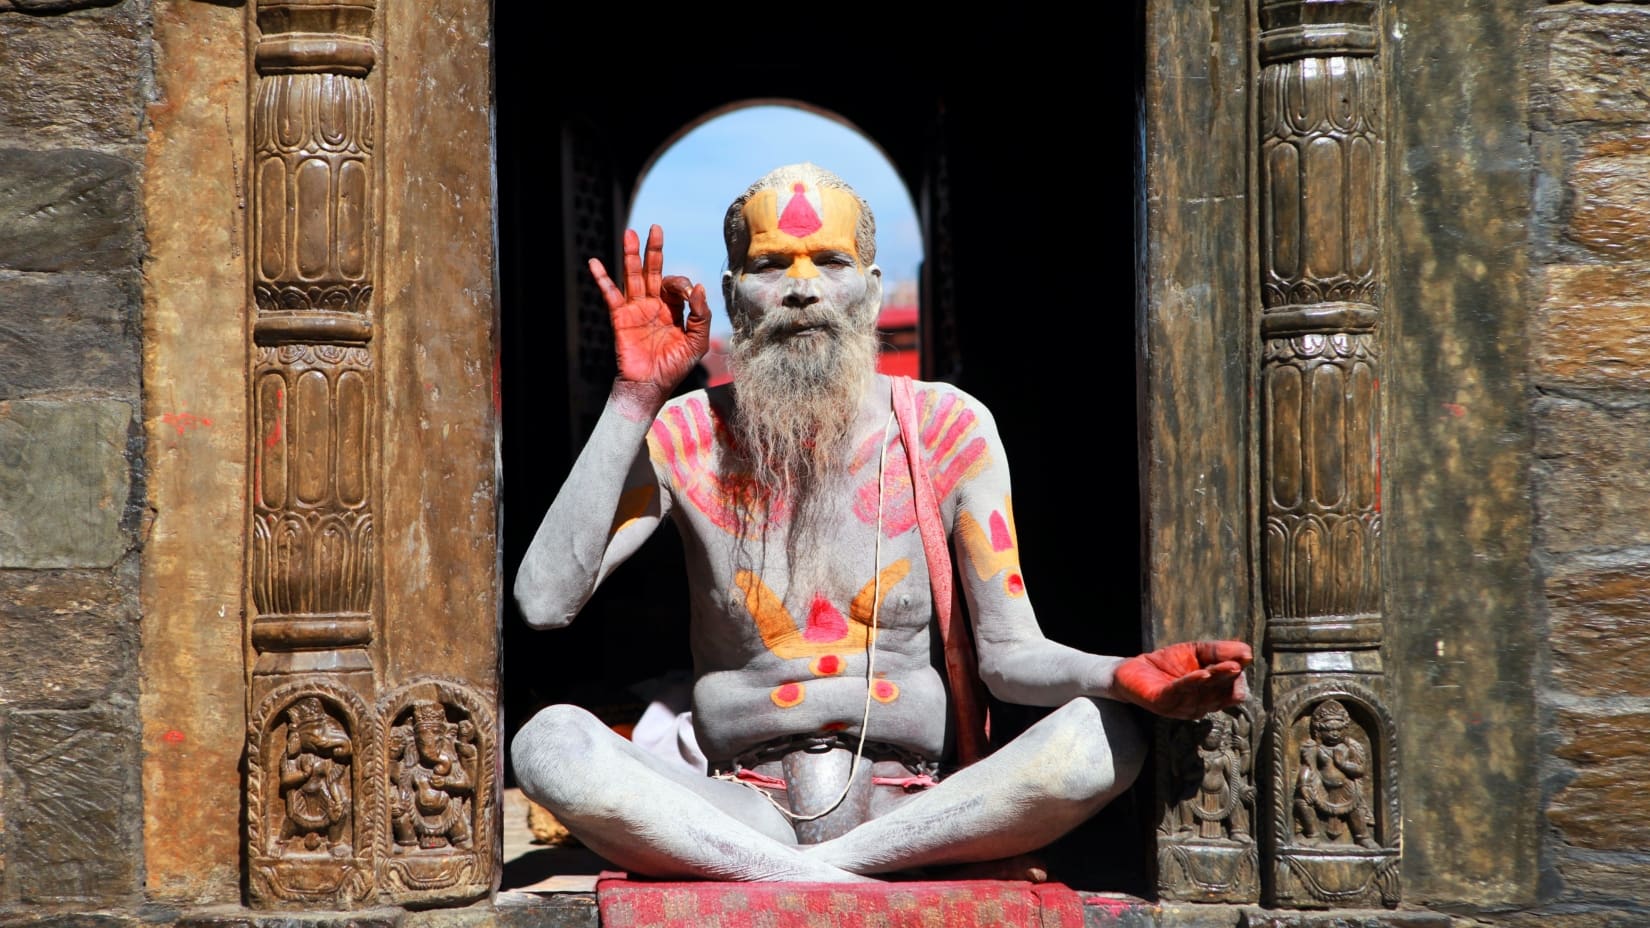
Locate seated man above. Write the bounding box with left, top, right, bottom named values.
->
left=511, top=163, right=1250, bottom=883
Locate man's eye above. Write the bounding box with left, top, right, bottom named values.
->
left=748, top=256, right=785, bottom=273
left=815, top=253, right=855, bottom=268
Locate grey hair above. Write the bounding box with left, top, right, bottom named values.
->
left=722, top=163, right=877, bottom=273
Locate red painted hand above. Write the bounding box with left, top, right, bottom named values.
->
left=1114, top=640, right=1252, bottom=720
left=588, top=225, right=711, bottom=389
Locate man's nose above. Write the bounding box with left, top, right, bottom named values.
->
left=781, top=279, right=820, bottom=309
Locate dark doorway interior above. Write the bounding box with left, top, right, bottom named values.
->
left=493, top=16, right=1147, bottom=893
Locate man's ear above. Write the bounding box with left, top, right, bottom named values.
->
left=721, top=270, right=742, bottom=332
left=864, top=263, right=883, bottom=308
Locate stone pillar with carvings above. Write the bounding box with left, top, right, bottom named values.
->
left=1255, top=0, right=1401, bottom=909
left=244, top=0, right=382, bottom=908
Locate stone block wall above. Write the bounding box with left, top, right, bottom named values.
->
left=0, top=0, right=150, bottom=913
left=1525, top=2, right=1650, bottom=923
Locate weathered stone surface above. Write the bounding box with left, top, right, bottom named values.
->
left=1386, top=2, right=1539, bottom=906
left=0, top=399, right=132, bottom=568
left=1532, top=397, right=1650, bottom=554
left=1241, top=912, right=1451, bottom=928
left=1550, top=852, right=1650, bottom=906
left=1532, top=7, right=1650, bottom=125
left=4, top=704, right=140, bottom=904
left=1565, top=134, right=1650, bottom=261
left=379, top=0, right=499, bottom=687
left=1545, top=558, right=1650, bottom=697
left=0, top=150, right=139, bottom=272
left=0, top=1, right=146, bottom=146
left=0, top=914, right=142, bottom=928
left=0, top=0, right=125, bottom=12
left=1137, top=0, right=1251, bottom=647
left=0, top=271, right=139, bottom=400
left=1480, top=912, right=1650, bottom=928
left=1547, top=709, right=1650, bottom=851
left=1534, top=262, right=1650, bottom=388
left=138, top=0, right=247, bottom=904
left=494, top=893, right=599, bottom=928
left=0, top=568, right=135, bottom=704
left=173, top=913, right=402, bottom=928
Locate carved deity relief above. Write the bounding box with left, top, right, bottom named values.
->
left=1293, top=699, right=1378, bottom=849
left=1157, top=698, right=1263, bottom=902
left=377, top=681, right=496, bottom=906
left=278, top=696, right=355, bottom=855
left=388, top=701, right=476, bottom=853
left=248, top=682, right=378, bottom=907
left=1267, top=685, right=1400, bottom=909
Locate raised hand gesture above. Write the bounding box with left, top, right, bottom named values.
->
left=1114, top=640, right=1252, bottom=720
left=588, top=225, right=712, bottom=389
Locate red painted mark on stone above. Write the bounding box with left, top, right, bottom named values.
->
left=805, top=595, right=847, bottom=643
left=162, top=729, right=186, bottom=745
left=1442, top=402, right=1467, bottom=418
left=162, top=412, right=213, bottom=436
left=777, top=183, right=823, bottom=238
left=264, top=387, right=285, bottom=448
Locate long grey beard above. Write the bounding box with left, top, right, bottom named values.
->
left=728, top=309, right=879, bottom=538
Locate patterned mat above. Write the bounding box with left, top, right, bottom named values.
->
left=595, top=875, right=1087, bottom=927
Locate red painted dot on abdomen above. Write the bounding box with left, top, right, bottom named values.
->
left=812, top=654, right=843, bottom=676
left=771, top=682, right=805, bottom=708
left=872, top=680, right=899, bottom=703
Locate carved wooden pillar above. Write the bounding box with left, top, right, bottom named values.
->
left=1256, top=0, right=1400, bottom=908
left=244, top=0, right=381, bottom=907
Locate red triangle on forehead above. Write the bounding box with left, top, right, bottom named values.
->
left=778, top=183, right=823, bottom=238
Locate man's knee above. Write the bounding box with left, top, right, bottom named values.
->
left=511, top=703, right=612, bottom=812
left=1036, top=697, right=1146, bottom=805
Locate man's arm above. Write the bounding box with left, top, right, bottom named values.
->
left=513, top=225, right=711, bottom=629
left=940, top=387, right=1249, bottom=719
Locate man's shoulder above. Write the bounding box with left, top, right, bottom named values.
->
left=655, top=383, right=735, bottom=421
left=897, top=377, right=998, bottom=424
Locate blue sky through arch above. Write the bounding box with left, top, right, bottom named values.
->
left=628, top=104, right=922, bottom=341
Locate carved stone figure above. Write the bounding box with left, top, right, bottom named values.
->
left=1294, top=699, right=1378, bottom=849
left=1169, top=711, right=1253, bottom=843
left=388, top=701, right=476, bottom=852
left=510, top=162, right=1253, bottom=882
left=278, top=696, right=353, bottom=856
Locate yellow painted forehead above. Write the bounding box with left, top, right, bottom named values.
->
left=742, top=183, right=861, bottom=263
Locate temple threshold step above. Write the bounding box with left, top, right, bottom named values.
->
left=9, top=898, right=1454, bottom=928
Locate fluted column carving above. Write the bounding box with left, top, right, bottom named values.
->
left=1256, top=0, right=1400, bottom=909
left=245, top=0, right=382, bottom=908
left=248, top=0, right=378, bottom=682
